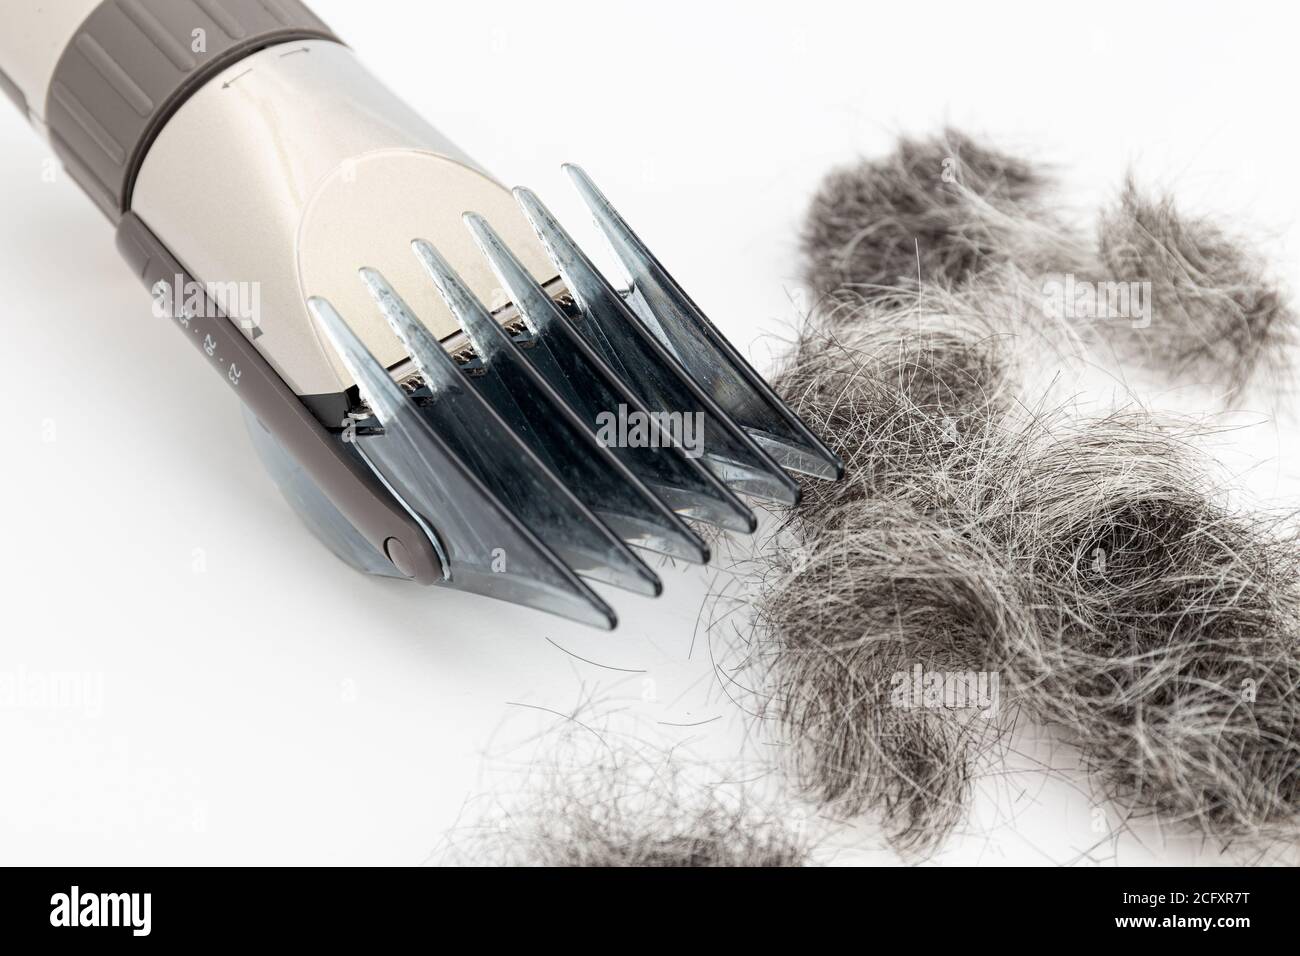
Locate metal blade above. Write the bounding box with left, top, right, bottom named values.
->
left=306, top=296, right=617, bottom=630
left=565, top=164, right=843, bottom=482
left=463, top=212, right=756, bottom=535
left=408, top=244, right=664, bottom=595
left=513, top=186, right=801, bottom=506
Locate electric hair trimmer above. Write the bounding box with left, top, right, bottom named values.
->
left=0, top=0, right=841, bottom=629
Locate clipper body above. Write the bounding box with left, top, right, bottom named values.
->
left=0, top=0, right=841, bottom=628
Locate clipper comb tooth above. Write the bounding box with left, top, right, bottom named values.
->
left=513, top=186, right=802, bottom=506
left=463, top=213, right=756, bottom=536
left=565, top=165, right=844, bottom=481
left=306, top=297, right=618, bottom=630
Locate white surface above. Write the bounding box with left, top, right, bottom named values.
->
left=1, top=0, right=1299, bottom=866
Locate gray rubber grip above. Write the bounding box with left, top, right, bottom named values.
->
left=46, top=0, right=338, bottom=221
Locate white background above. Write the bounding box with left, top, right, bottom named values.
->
left=1, top=0, right=1298, bottom=865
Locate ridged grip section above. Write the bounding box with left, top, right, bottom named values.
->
left=46, top=0, right=337, bottom=221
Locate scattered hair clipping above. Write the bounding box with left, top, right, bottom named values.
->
left=441, top=730, right=817, bottom=867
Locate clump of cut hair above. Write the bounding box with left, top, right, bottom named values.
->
left=772, top=283, right=1028, bottom=532
left=443, top=738, right=816, bottom=867
left=982, top=415, right=1300, bottom=837
left=1097, top=180, right=1296, bottom=396
left=801, top=129, right=1085, bottom=304
left=758, top=501, right=1021, bottom=852
left=774, top=335, right=989, bottom=529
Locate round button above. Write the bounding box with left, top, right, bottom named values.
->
left=383, top=537, right=415, bottom=578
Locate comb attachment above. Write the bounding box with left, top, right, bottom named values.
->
left=309, top=168, right=842, bottom=628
